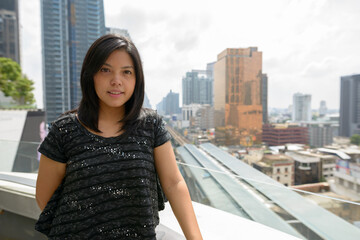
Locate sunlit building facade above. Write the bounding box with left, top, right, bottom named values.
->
left=214, top=47, right=263, bottom=145
left=41, top=0, right=105, bottom=123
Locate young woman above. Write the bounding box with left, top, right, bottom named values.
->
left=35, top=34, right=202, bottom=239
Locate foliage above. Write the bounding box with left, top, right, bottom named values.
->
left=350, top=134, right=360, bottom=145
left=0, top=57, right=35, bottom=105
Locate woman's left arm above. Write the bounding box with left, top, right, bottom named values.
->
left=154, top=141, right=203, bottom=240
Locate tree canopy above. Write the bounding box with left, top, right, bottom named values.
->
left=350, top=134, right=360, bottom=145
left=0, top=57, right=35, bottom=105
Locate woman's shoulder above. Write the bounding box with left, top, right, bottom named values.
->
left=138, top=108, right=163, bottom=124
left=50, top=112, right=77, bottom=129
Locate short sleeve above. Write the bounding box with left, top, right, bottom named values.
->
left=38, top=123, right=67, bottom=163
left=154, top=115, right=172, bottom=148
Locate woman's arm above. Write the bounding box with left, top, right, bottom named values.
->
left=154, top=141, right=203, bottom=240
left=36, top=154, right=66, bottom=211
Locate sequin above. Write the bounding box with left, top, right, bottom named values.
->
left=35, top=109, right=172, bottom=239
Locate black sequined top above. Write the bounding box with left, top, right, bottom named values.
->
left=35, top=109, right=171, bottom=239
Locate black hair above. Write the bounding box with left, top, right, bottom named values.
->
left=77, top=34, right=145, bottom=133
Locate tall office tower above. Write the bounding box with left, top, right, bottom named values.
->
left=262, top=74, right=268, bottom=124
left=182, top=69, right=213, bottom=106
left=106, top=27, right=131, bottom=40
left=214, top=47, right=263, bottom=145
left=143, top=93, right=152, bottom=109
left=319, top=100, right=327, bottom=116
left=339, top=74, right=360, bottom=137
left=292, top=93, right=312, bottom=122
left=0, top=0, right=20, bottom=64
left=164, top=90, right=180, bottom=115
left=41, top=0, right=105, bottom=123
left=156, top=98, right=165, bottom=116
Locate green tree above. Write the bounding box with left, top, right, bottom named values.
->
left=350, top=134, right=360, bottom=145
left=0, top=57, right=35, bottom=105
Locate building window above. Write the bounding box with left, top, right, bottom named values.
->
left=285, top=167, right=288, bottom=173
left=277, top=168, right=280, bottom=173
left=277, top=176, right=280, bottom=181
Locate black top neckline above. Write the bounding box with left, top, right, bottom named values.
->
left=72, top=113, right=127, bottom=142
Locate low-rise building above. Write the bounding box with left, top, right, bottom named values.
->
left=285, top=151, right=322, bottom=185
left=253, top=154, right=294, bottom=186
left=319, top=147, right=360, bottom=200
left=262, top=123, right=308, bottom=146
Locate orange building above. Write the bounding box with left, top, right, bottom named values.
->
left=214, top=48, right=263, bottom=145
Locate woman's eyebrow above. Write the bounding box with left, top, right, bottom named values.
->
left=103, top=63, right=134, bottom=69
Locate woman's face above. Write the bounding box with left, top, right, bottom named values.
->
left=93, top=49, right=136, bottom=113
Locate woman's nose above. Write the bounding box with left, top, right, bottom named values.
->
left=111, top=74, right=123, bottom=85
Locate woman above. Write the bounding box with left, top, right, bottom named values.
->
left=35, top=34, right=202, bottom=239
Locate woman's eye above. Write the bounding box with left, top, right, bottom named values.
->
left=100, top=67, right=110, bottom=72
left=124, top=70, right=132, bottom=75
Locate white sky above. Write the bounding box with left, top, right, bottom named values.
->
left=19, top=0, right=360, bottom=110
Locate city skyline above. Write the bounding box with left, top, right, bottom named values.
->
left=19, top=0, right=360, bottom=110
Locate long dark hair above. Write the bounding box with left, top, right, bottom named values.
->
left=77, top=34, right=145, bottom=133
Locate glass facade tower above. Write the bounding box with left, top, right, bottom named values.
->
left=41, top=0, right=105, bottom=123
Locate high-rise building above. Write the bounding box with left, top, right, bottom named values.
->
left=262, top=74, right=268, bottom=124
left=319, top=100, right=327, bottom=116
left=339, top=74, right=360, bottom=137
left=164, top=90, right=180, bottom=115
left=156, top=90, right=180, bottom=116
left=182, top=69, right=213, bottom=106
left=292, top=93, right=311, bottom=122
left=214, top=47, right=263, bottom=144
left=41, top=0, right=105, bottom=123
left=0, top=0, right=20, bottom=64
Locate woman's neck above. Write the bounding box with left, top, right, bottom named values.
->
left=98, top=105, right=125, bottom=123
left=97, top=106, right=125, bottom=136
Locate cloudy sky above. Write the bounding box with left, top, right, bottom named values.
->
left=19, top=0, right=360, bottom=110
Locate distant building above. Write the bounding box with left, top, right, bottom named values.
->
left=182, top=104, right=202, bottom=122
left=318, top=147, right=360, bottom=200
left=262, top=123, right=308, bottom=146
left=261, top=74, right=268, bottom=124
left=319, top=100, right=327, bottom=116
left=0, top=0, right=20, bottom=64
left=300, top=122, right=338, bottom=148
left=182, top=69, right=213, bottom=106
left=182, top=104, right=214, bottom=130
left=292, top=93, right=311, bottom=122
left=197, top=105, right=214, bottom=130
left=156, top=90, right=180, bottom=116
left=214, top=47, right=263, bottom=145
left=41, top=0, right=106, bottom=123
left=253, top=154, right=294, bottom=186
left=285, top=151, right=323, bottom=185
left=106, top=27, right=131, bottom=40
left=339, top=74, right=360, bottom=137
left=143, top=93, right=152, bottom=109
left=156, top=99, right=165, bottom=116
